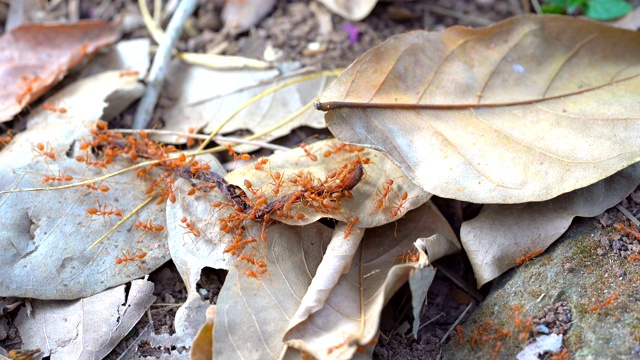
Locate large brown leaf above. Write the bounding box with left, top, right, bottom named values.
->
left=0, top=21, right=120, bottom=122
left=319, top=15, right=640, bottom=204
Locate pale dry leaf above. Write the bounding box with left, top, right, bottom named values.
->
left=320, top=15, right=640, bottom=203
left=169, top=139, right=430, bottom=276
left=190, top=305, right=216, bottom=360
left=461, top=162, right=640, bottom=287
left=287, top=223, right=366, bottom=332
left=82, top=38, right=151, bottom=78
left=165, top=154, right=234, bottom=286
left=409, top=238, right=438, bottom=339
left=283, top=202, right=457, bottom=360
left=0, top=21, right=120, bottom=122
left=15, top=279, right=155, bottom=359
left=222, top=0, right=276, bottom=35
left=0, top=72, right=167, bottom=300
left=315, top=0, right=378, bottom=21
left=223, top=139, right=431, bottom=228
left=611, top=6, right=640, bottom=30
left=0, top=157, right=169, bottom=300
left=214, top=222, right=334, bottom=359
left=0, top=70, right=143, bottom=182
left=160, top=60, right=332, bottom=152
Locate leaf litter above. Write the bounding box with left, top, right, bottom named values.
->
left=3, top=9, right=640, bottom=360
left=0, top=21, right=120, bottom=122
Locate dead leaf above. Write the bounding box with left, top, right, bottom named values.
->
left=15, top=279, right=155, bottom=359
left=319, top=15, right=640, bottom=203
left=0, top=72, right=168, bottom=300
left=160, top=60, right=334, bottom=152
left=190, top=305, right=216, bottom=360
left=0, top=21, right=120, bottom=122
left=461, top=162, right=640, bottom=287
left=283, top=202, right=457, bottom=359
left=223, top=139, right=431, bottom=228
left=82, top=38, right=151, bottom=78
left=222, top=0, right=276, bottom=35
left=315, top=0, right=378, bottom=21
left=213, top=202, right=456, bottom=359
left=214, top=222, right=333, bottom=359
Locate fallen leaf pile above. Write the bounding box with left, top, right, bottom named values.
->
left=1, top=12, right=639, bottom=360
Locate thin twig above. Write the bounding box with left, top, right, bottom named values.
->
left=133, top=0, right=198, bottom=129
left=416, top=312, right=445, bottom=332
left=530, top=0, right=542, bottom=14
left=112, top=129, right=292, bottom=152
left=617, top=204, right=640, bottom=226
left=440, top=302, right=473, bottom=344
left=433, top=262, right=484, bottom=302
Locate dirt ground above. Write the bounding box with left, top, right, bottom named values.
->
left=0, top=0, right=548, bottom=359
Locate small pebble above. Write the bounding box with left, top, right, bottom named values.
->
left=536, top=324, right=550, bottom=334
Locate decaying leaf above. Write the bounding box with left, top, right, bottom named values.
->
left=319, top=15, right=640, bottom=204
left=0, top=21, right=120, bottom=122
left=315, top=0, right=378, bottom=21
left=168, top=138, right=431, bottom=271
left=213, top=201, right=457, bottom=359
left=190, top=305, right=216, bottom=360
left=160, top=61, right=334, bottom=152
left=166, top=155, right=232, bottom=289
left=461, top=162, right=640, bottom=287
left=283, top=202, right=458, bottom=359
left=222, top=0, right=277, bottom=35
left=0, top=72, right=168, bottom=300
left=15, top=279, right=155, bottom=359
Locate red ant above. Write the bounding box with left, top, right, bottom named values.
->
left=254, top=157, right=269, bottom=171
left=390, top=191, right=409, bottom=218
left=300, top=142, right=318, bottom=162
left=515, top=248, right=543, bottom=266
left=344, top=217, right=360, bottom=238
left=374, top=179, right=394, bottom=210
left=246, top=267, right=268, bottom=279
left=42, top=170, right=73, bottom=183
left=43, top=102, right=67, bottom=114
left=238, top=253, right=267, bottom=268
left=119, top=70, right=140, bottom=78
left=225, top=144, right=251, bottom=162
left=85, top=183, right=110, bottom=192
left=86, top=200, right=123, bottom=218
left=115, top=249, right=147, bottom=265
left=180, top=216, right=201, bottom=240
left=136, top=219, right=165, bottom=232
left=224, top=236, right=257, bottom=256
left=588, top=293, right=619, bottom=312
left=32, top=142, right=56, bottom=161
left=268, top=171, right=284, bottom=196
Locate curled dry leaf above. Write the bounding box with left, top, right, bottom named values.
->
left=461, top=162, right=640, bottom=287
left=224, top=138, right=432, bottom=228
left=0, top=21, right=120, bottom=122
left=319, top=15, right=640, bottom=204
left=315, top=0, right=378, bottom=21
left=283, top=202, right=458, bottom=359
left=214, top=201, right=457, bottom=359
